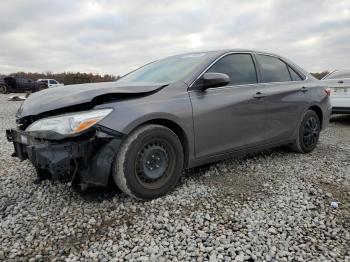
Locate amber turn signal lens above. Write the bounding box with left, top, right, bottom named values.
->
left=74, top=118, right=100, bottom=133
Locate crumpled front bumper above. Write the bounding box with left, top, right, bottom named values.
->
left=6, top=126, right=123, bottom=187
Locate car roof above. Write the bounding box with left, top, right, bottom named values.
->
left=174, top=48, right=311, bottom=84
left=174, top=49, right=281, bottom=57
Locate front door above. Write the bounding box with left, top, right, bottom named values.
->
left=189, top=53, right=266, bottom=158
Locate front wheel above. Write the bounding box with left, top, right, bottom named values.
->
left=112, top=124, right=184, bottom=200
left=0, top=85, right=7, bottom=94
left=290, top=110, right=321, bottom=153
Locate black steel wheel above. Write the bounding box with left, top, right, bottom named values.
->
left=113, top=124, right=184, bottom=200
left=135, top=139, right=174, bottom=189
left=290, top=110, right=321, bottom=153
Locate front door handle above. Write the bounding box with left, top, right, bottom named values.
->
left=338, top=80, right=344, bottom=84
left=253, top=92, right=267, bottom=99
left=300, top=86, right=308, bottom=93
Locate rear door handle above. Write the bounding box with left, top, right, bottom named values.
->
left=300, top=86, right=308, bottom=93
left=253, top=92, right=267, bottom=99
left=338, top=80, right=344, bottom=84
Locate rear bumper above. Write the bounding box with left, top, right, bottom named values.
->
left=6, top=126, right=123, bottom=187
left=332, top=107, right=350, bottom=114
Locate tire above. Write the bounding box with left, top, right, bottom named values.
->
left=112, top=124, right=184, bottom=200
left=37, top=84, right=47, bottom=92
left=35, top=167, right=52, bottom=182
left=289, top=110, right=321, bottom=153
left=0, top=85, right=7, bottom=94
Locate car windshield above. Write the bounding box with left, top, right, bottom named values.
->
left=117, top=53, right=209, bottom=84
left=324, top=70, right=350, bottom=80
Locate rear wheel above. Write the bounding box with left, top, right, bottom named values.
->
left=37, top=84, right=47, bottom=92
left=290, top=110, right=321, bottom=153
left=113, top=124, right=184, bottom=200
left=0, top=85, right=7, bottom=94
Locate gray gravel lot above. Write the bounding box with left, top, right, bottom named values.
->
left=0, top=94, right=349, bottom=261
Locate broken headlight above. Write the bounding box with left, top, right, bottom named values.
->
left=26, top=109, right=113, bottom=135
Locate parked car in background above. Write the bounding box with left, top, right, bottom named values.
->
left=38, top=79, right=64, bottom=88
left=6, top=49, right=331, bottom=200
left=0, top=76, right=48, bottom=94
left=321, top=69, right=350, bottom=114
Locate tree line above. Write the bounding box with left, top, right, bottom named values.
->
left=310, top=71, right=329, bottom=80
left=2, top=72, right=120, bottom=85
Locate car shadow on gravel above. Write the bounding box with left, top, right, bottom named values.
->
left=183, top=147, right=291, bottom=201
left=72, top=180, right=121, bottom=202
left=73, top=147, right=293, bottom=203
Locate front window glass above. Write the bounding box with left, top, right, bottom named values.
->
left=118, top=53, right=209, bottom=84
left=207, top=54, right=258, bottom=85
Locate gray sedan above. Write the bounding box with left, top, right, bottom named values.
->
left=6, top=49, right=332, bottom=199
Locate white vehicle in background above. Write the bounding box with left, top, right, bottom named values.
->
left=322, top=69, right=350, bottom=114
left=37, top=79, right=64, bottom=88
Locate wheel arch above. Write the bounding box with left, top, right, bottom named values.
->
left=308, top=105, right=323, bottom=128
left=131, top=118, right=190, bottom=168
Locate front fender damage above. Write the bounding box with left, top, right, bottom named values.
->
left=6, top=126, right=124, bottom=188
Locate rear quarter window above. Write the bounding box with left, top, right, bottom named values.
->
left=288, top=67, right=304, bottom=81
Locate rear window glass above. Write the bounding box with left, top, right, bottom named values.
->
left=256, top=55, right=291, bottom=83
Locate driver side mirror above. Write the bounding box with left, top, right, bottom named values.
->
left=194, top=72, right=230, bottom=90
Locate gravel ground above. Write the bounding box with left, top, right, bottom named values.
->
left=0, top=94, right=349, bottom=261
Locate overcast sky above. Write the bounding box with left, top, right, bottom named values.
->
left=0, top=0, right=349, bottom=76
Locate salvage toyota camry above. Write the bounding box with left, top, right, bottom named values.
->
left=6, top=49, right=332, bottom=200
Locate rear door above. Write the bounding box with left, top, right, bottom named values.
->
left=189, top=53, right=266, bottom=158
left=255, top=53, right=310, bottom=144
left=15, top=76, right=27, bottom=91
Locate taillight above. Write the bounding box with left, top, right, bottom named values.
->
left=324, top=88, right=331, bottom=96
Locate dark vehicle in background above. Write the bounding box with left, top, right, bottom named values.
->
left=0, top=76, right=48, bottom=94
left=6, top=49, right=332, bottom=200
left=37, top=79, right=64, bottom=88
left=321, top=69, right=350, bottom=114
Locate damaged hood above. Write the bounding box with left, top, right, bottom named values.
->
left=17, top=81, right=166, bottom=117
